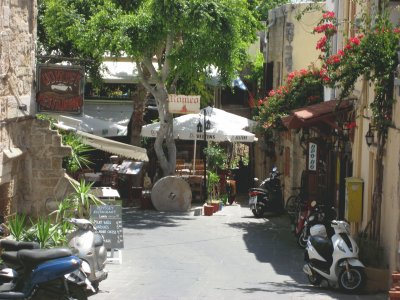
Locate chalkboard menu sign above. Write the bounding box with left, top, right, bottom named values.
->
left=90, top=205, right=124, bottom=249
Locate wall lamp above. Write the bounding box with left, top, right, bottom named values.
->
left=365, top=124, right=375, bottom=147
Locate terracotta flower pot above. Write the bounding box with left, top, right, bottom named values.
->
left=203, top=205, right=214, bottom=216
left=211, top=202, right=219, bottom=213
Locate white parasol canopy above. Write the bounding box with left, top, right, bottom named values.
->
left=141, top=107, right=257, bottom=143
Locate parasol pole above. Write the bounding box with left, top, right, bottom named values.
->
left=193, top=134, right=197, bottom=174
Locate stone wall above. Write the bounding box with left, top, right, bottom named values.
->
left=1, top=0, right=37, bottom=116
left=1, top=119, right=72, bottom=216
left=0, top=1, right=73, bottom=217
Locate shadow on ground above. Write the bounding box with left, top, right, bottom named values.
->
left=122, top=207, right=193, bottom=230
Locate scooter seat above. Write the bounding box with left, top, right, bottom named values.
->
left=309, top=235, right=333, bottom=263
left=17, top=248, right=72, bottom=269
left=0, top=240, right=39, bottom=251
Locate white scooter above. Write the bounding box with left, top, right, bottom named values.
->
left=66, top=218, right=108, bottom=292
left=303, top=220, right=365, bottom=293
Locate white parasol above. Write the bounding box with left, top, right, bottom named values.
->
left=141, top=107, right=257, bottom=173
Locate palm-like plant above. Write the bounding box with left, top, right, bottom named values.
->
left=67, top=178, right=104, bottom=218
left=6, top=214, right=27, bottom=241
left=62, top=132, right=93, bottom=175
left=50, top=199, right=75, bottom=223
left=33, top=217, right=56, bottom=248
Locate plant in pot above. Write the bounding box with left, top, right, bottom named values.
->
left=207, top=171, right=221, bottom=213
left=203, top=144, right=228, bottom=213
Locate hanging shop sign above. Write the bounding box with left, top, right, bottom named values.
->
left=308, top=142, right=317, bottom=171
left=36, top=64, right=84, bottom=115
left=168, top=94, right=200, bottom=114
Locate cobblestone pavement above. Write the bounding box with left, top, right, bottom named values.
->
left=91, top=197, right=387, bottom=300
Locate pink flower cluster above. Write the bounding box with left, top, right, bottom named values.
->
left=287, top=69, right=309, bottom=83
left=322, top=11, right=335, bottom=19
left=313, top=23, right=337, bottom=34
left=316, top=36, right=328, bottom=51
left=314, top=11, right=338, bottom=53
left=344, top=34, right=363, bottom=50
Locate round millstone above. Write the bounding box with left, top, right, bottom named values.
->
left=151, top=176, right=192, bottom=212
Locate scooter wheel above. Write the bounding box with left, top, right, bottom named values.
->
left=297, top=232, right=308, bottom=248
left=307, top=272, right=322, bottom=286
left=66, top=282, right=88, bottom=300
left=252, top=207, right=264, bottom=218
left=338, top=267, right=365, bottom=293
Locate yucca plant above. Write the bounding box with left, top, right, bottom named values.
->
left=62, top=132, right=93, bottom=175
left=67, top=178, right=104, bottom=218
left=30, top=217, right=57, bottom=249
left=51, top=221, right=72, bottom=247
left=7, top=214, right=27, bottom=241
left=50, top=198, right=75, bottom=223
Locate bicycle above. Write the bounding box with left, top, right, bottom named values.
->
left=285, top=171, right=308, bottom=216
left=285, top=186, right=305, bottom=215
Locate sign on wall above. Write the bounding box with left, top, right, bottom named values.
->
left=308, top=142, right=317, bottom=171
left=168, top=94, right=200, bottom=114
left=36, top=64, right=84, bottom=115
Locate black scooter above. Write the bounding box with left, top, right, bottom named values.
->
left=248, top=167, right=284, bottom=217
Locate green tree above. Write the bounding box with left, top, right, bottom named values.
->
left=39, top=0, right=260, bottom=176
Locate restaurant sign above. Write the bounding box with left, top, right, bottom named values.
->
left=36, top=64, right=84, bottom=114
left=168, top=94, right=200, bottom=114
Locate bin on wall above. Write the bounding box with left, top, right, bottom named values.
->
left=345, top=177, right=363, bottom=222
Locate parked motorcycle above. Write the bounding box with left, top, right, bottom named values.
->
left=0, top=245, right=90, bottom=299
left=296, top=203, right=337, bottom=248
left=303, top=220, right=365, bottom=293
left=294, top=200, right=316, bottom=246
left=66, top=218, right=108, bottom=292
left=248, top=167, right=283, bottom=218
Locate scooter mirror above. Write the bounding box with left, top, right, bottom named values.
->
left=272, top=167, right=277, bottom=172
left=254, top=178, right=259, bottom=182
left=311, top=200, right=317, bottom=207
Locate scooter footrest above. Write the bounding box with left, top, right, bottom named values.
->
left=0, top=291, right=25, bottom=299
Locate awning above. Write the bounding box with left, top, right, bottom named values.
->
left=76, top=130, right=148, bottom=162
left=53, top=114, right=128, bottom=137
left=100, top=60, right=158, bottom=84
left=282, top=100, right=353, bottom=129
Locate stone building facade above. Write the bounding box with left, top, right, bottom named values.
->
left=1, top=1, right=72, bottom=217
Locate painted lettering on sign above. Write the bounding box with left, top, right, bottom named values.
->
left=36, top=64, right=84, bottom=114
left=168, top=94, right=200, bottom=114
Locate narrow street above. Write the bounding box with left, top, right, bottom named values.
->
left=91, top=198, right=386, bottom=300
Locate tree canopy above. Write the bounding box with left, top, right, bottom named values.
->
left=39, top=0, right=262, bottom=175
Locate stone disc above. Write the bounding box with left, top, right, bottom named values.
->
left=151, top=176, right=192, bottom=212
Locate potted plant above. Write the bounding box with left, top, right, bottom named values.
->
left=203, top=144, right=228, bottom=214
left=207, top=171, right=221, bottom=213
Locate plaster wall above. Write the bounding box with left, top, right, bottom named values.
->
left=381, top=123, right=400, bottom=271
left=265, top=3, right=322, bottom=199
left=267, top=3, right=323, bottom=87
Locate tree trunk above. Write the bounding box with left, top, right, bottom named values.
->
left=152, top=85, right=176, bottom=177
left=136, top=57, right=177, bottom=179
left=129, top=84, right=147, bottom=146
